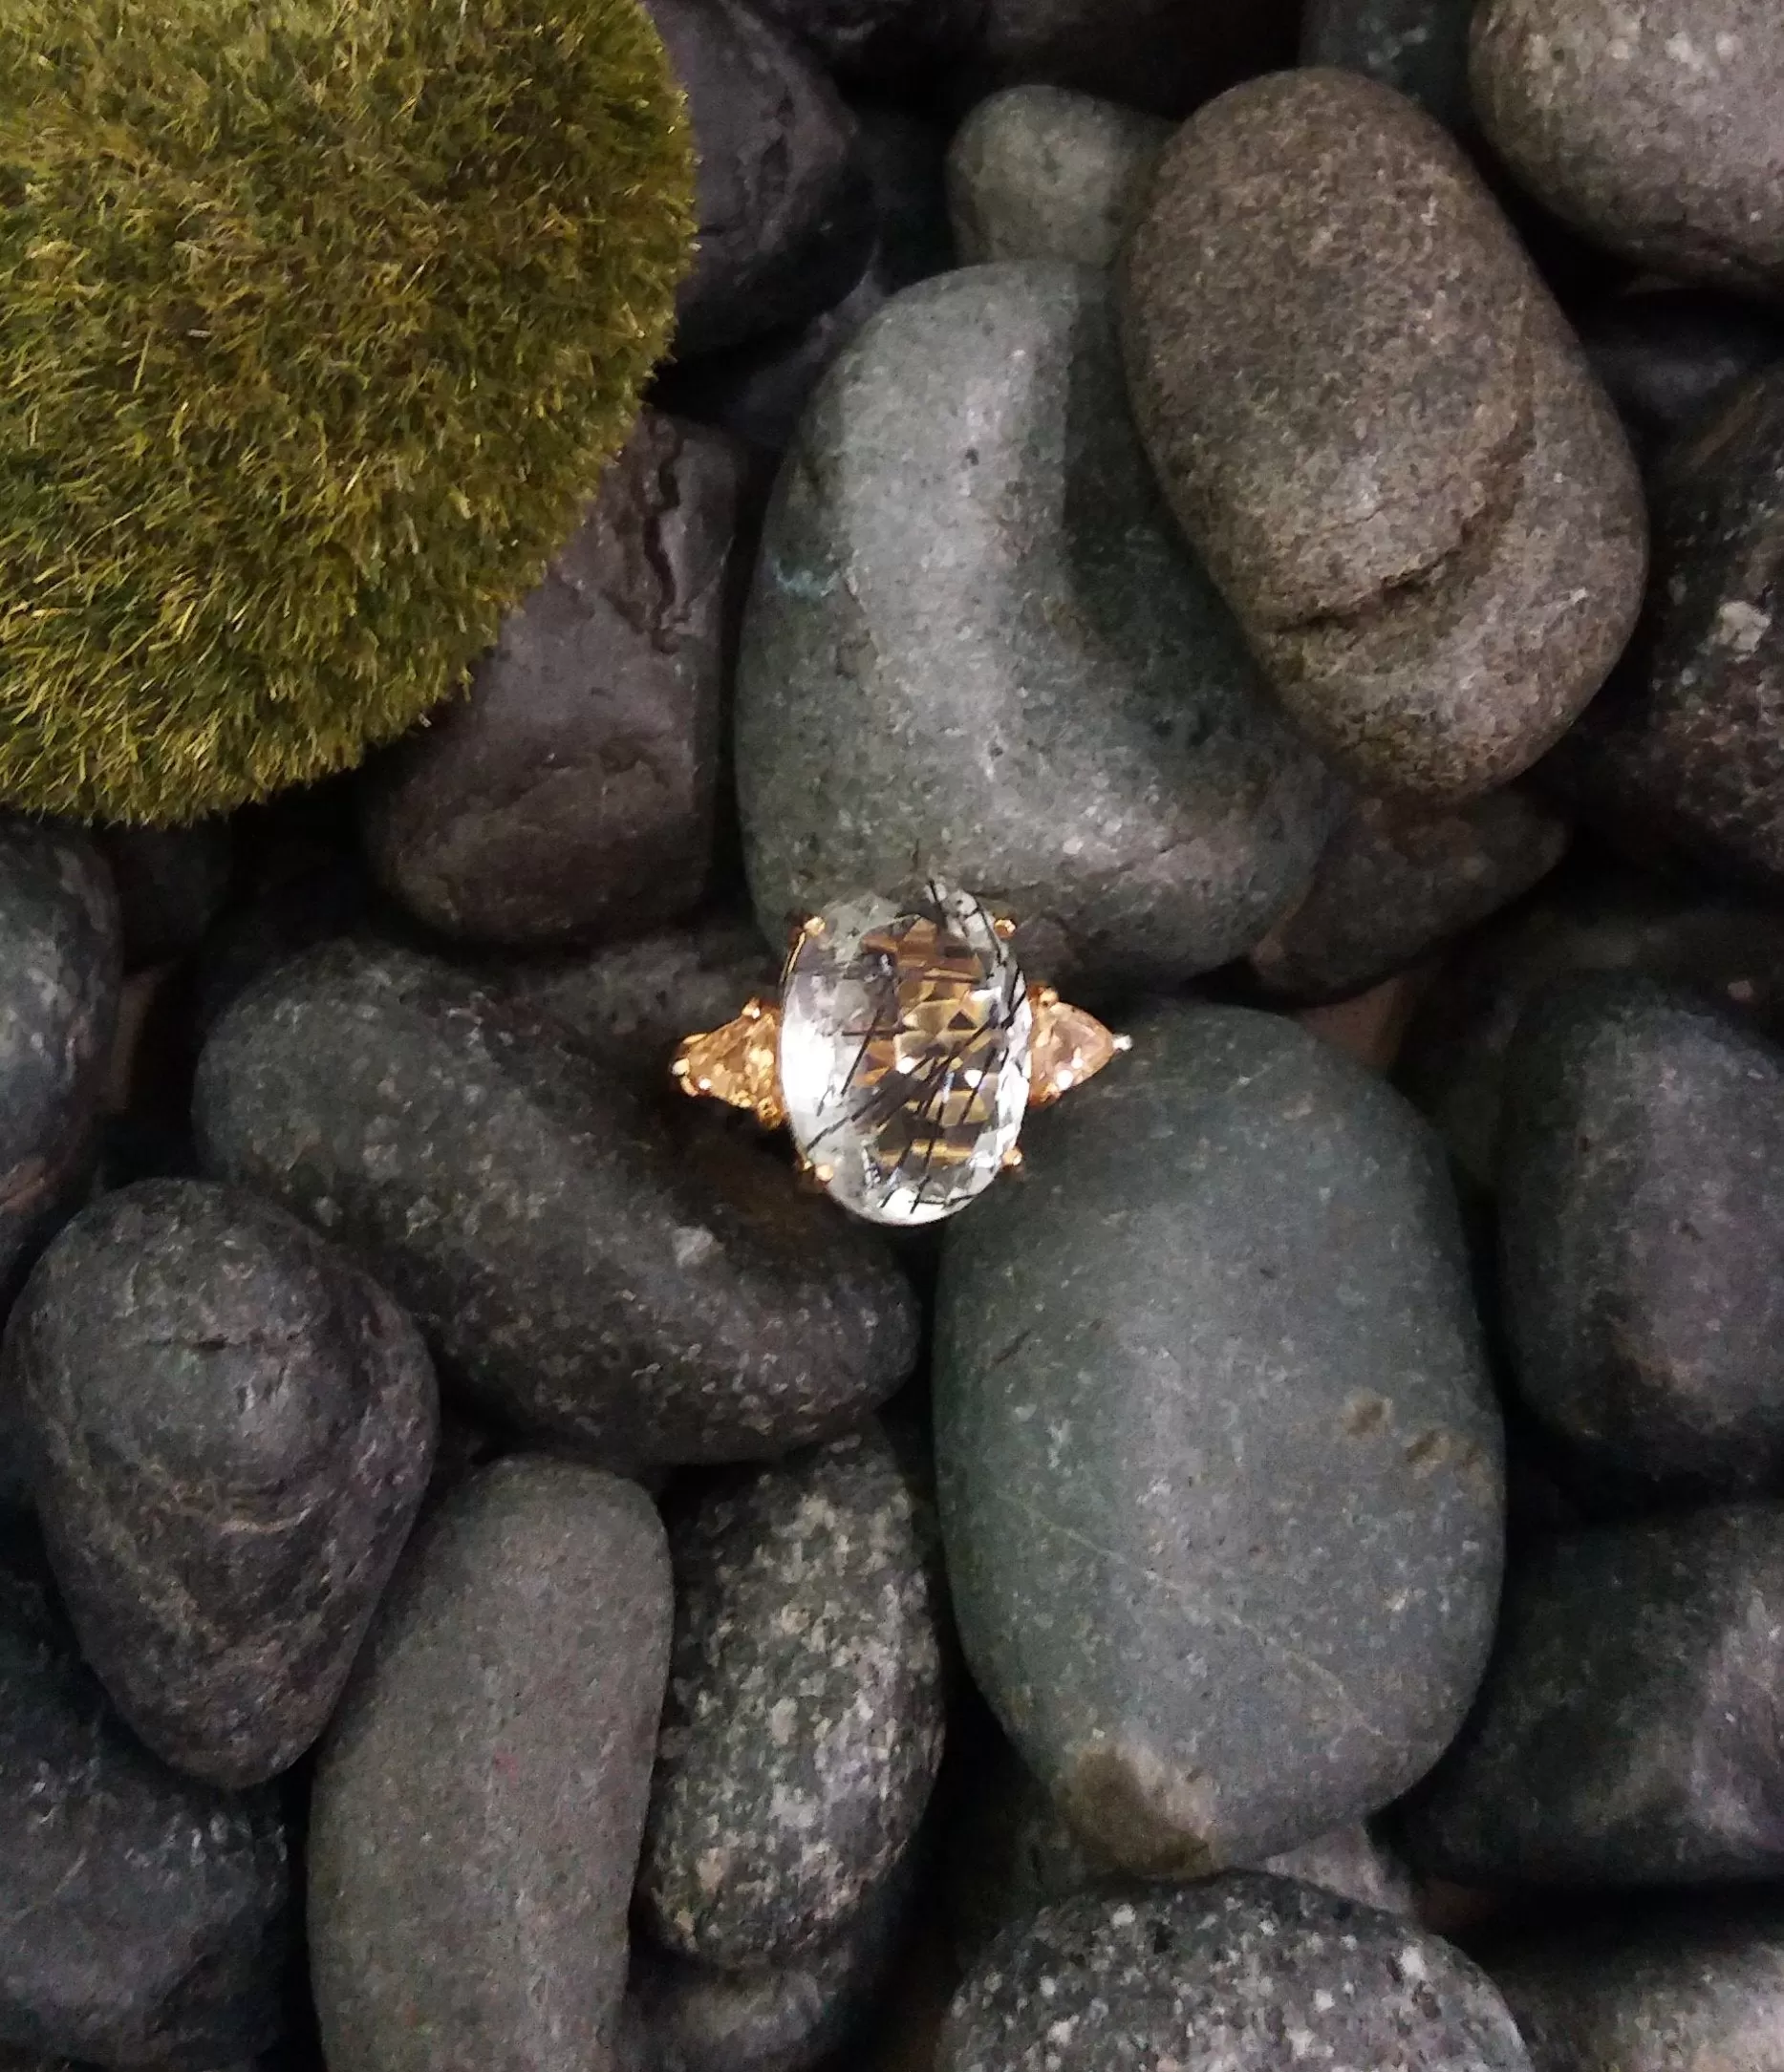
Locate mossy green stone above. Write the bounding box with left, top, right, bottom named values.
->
left=0, top=0, right=695, bottom=822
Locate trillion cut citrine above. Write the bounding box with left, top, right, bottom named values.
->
left=672, top=999, right=786, bottom=1129
left=1027, top=991, right=1123, bottom=1105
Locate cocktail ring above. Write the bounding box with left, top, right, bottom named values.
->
left=671, top=882, right=1128, bottom=1227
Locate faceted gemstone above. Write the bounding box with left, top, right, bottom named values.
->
left=1028, top=991, right=1125, bottom=1105
left=673, top=998, right=786, bottom=1127
left=779, top=886, right=1032, bottom=1226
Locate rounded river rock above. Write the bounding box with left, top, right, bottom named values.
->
left=736, top=263, right=1337, bottom=988
left=935, top=1001, right=1504, bottom=1872
left=194, top=940, right=917, bottom=1468
left=310, top=1457, right=672, bottom=2072
left=1121, top=69, right=1646, bottom=802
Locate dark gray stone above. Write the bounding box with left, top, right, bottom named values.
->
left=195, top=941, right=917, bottom=1468
left=649, top=0, right=875, bottom=359
left=630, top=1848, right=917, bottom=2072
left=7, top=1179, right=438, bottom=1786
left=938, top=1875, right=1532, bottom=2072
left=310, top=1458, right=672, bottom=2072
left=1540, top=367, right=1784, bottom=896
left=362, top=411, right=743, bottom=949
left=1499, top=979, right=1784, bottom=1496
left=854, top=107, right=954, bottom=294
left=0, top=1539, right=290, bottom=2066
left=488, top=914, right=779, bottom=1083
left=1576, top=288, right=1784, bottom=470
left=1300, top=0, right=1474, bottom=130
left=1264, top=1825, right=1418, bottom=1917
left=935, top=1002, right=1504, bottom=1872
left=1120, top=70, right=1646, bottom=802
left=747, top=0, right=978, bottom=81
left=736, top=265, right=1338, bottom=989
left=1489, top=1897, right=1784, bottom=2072
left=1247, top=788, right=1570, bottom=1003
left=1472, top=0, right=1784, bottom=300
left=1407, top=1504, right=1784, bottom=1884
left=95, top=822, right=233, bottom=971
left=639, top=1424, right=944, bottom=1966
left=967, top=0, right=1300, bottom=118
left=947, top=87, right=1169, bottom=268
left=0, top=821, right=119, bottom=1309
left=1398, top=873, right=1784, bottom=1190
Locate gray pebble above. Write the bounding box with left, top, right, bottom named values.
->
left=7, top=1179, right=437, bottom=1786
left=310, top=1458, right=672, bottom=2072
left=1576, top=288, right=1784, bottom=471
left=1247, top=788, right=1571, bottom=1003
left=1120, top=70, right=1646, bottom=802
left=0, top=820, right=120, bottom=1308
left=1472, top=0, right=1784, bottom=300
left=194, top=940, right=917, bottom=1467
left=0, top=1535, right=290, bottom=2065
left=947, top=87, right=1168, bottom=268
left=1499, top=978, right=1784, bottom=1495
left=1407, top=1504, right=1784, bottom=1884
left=1300, top=0, right=1474, bottom=130
left=638, top=1424, right=944, bottom=1966
left=362, top=411, right=744, bottom=948
left=1541, top=365, right=1784, bottom=895
left=938, top=1874, right=1532, bottom=2072
left=736, top=264, right=1338, bottom=988
left=935, top=1002, right=1503, bottom=1871
left=1489, top=1896, right=1784, bottom=2072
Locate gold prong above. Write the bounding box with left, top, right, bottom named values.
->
left=671, top=1057, right=691, bottom=1079
left=993, top=914, right=1019, bottom=939
left=742, top=997, right=764, bottom=1020
left=1001, top=1143, right=1024, bottom=1170
left=814, top=1164, right=834, bottom=1185
left=1034, top=984, right=1060, bottom=1008
left=801, top=914, right=826, bottom=937
left=1112, top=1034, right=1133, bottom=1052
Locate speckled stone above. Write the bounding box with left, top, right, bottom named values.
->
left=1300, top=0, right=1474, bottom=129
left=1398, top=873, right=1784, bottom=1190
left=6, top=1179, right=438, bottom=1785
left=310, top=1458, right=672, bottom=2072
left=736, top=265, right=1338, bottom=988
left=1498, top=978, right=1784, bottom=1496
left=639, top=1424, right=944, bottom=1966
left=935, top=1002, right=1504, bottom=1872
left=968, top=0, right=1300, bottom=118
left=94, top=822, right=233, bottom=971
left=488, top=914, right=779, bottom=1083
left=1540, top=367, right=1784, bottom=895
left=362, top=412, right=744, bottom=948
left=0, top=821, right=119, bottom=1309
left=1472, top=0, right=1784, bottom=300
left=1407, top=1505, right=1784, bottom=1884
left=0, top=1535, right=290, bottom=2065
left=947, top=88, right=1169, bottom=268
left=194, top=941, right=917, bottom=1467
left=938, top=1875, right=1533, bottom=2072
left=1575, top=288, right=1784, bottom=470
left=1490, top=1896, right=1784, bottom=2072
left=630, top=1847, right=918, bottom=2072
left=1120, top=70, right=1647, bottom=802
left=1247, top=788, right=1570, bottom=1003
left=649, top=0, right=875, bottom=359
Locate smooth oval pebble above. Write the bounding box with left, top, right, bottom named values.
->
left=0, top=820, right=120, bottom=1306
left=362, top=410, right=744, bottom=948
left=938, top=1874, right=1532, bottom=2072
left=638, top=1424, right=944, bottom=1966
left=736, top=263, right=1337, bottom=989
left=1472, top=0, right=1784, bottom=300
left=935, top=1002, right=1504, bottom=1871
left=1407, top=1505, right=1784, bottom=1884
left=1120, top=69, right=1645, bottom=802
left=0, top=1535, right=290, bottom=2065
left=193, top=940, right=918, bottom=1468
left=309, top=1458, right=672, bottom=2072
left=1499, top=978, right=1784, bottom=1496
left=6, top=1179, right=438, bottom=1786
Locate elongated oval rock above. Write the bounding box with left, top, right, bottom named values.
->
left=7, top=1179, right=438, bottom=1785
left=935, top=1002, right=1503, bottom=1871
left=193, top=941, right=917, bottom=1468
left=309, top=1458, right=673, bottom=2072
left=638, top=1424, right=944, bottom=1967
left=1121, top=69, right=1646, bottom=801
left=735, top=263, right=1337, bottom=988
